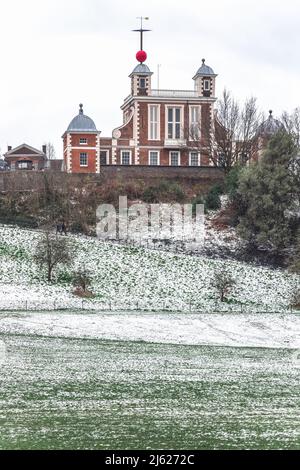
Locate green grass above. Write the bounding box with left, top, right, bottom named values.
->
left=0, top=333, right=299, bottom=450
left=0, top=242, right=28, bottom=260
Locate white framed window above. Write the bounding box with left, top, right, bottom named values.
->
left=121, top=150, right=132, bottom=165
left=18, top=161, right=31, bottom=169
left=189, top=106, right=201, bottom=139
left=203, top=79, right=210, bottom=91
left=80, top=138, right=87, bottom=145
left=189, top=151, right=200, bottom=166
left=139, top=77, right=146, bottom=88
left=148, top=150, right=160, bottom=166
left=100, top=150, right=108, bottom=165
left=169, top=151, right=180, bottom=166
left=148, top=105, right=160, bottom=140
left=80, top=153, right=88, bottom=167
left=167, top=107, right=181, bottom=139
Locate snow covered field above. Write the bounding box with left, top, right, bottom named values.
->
left=1, top=227, right=299, bottom=450
left=0, top=311, right=300, bottom=349
left=0, top=225, right=299, bottom=312
left=0, top=330, right=299, bottom=450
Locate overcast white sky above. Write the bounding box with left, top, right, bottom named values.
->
left=0, top=0, right=299, bottom=158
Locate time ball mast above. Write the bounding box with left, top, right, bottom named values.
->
left=136, top=50, right=147, bottom=64
left=133, top=16, right=151, bottom=64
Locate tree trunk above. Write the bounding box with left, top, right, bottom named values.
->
left=48, top=266, right=53, bottom=282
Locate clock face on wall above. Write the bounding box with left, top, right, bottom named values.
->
left=112, top=129, right=121, bottom=139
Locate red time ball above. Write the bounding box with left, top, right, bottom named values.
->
left=136, top=50, right=147, bottom=63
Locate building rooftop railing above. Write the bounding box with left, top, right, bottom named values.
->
left=123, top=89, right=201, bottom=102
left=151, top=89, right=198, bottom=97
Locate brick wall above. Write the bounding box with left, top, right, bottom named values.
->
left=63, top=133, right=98, bottom=173
left=100, top=165, right=223, bottom=181
left=0, top=166, right=224, bottom=192
left=137, top=101, right=212, bottom=146
left=118, top=114, right=134, bottom=139
left=70, top=134, right=97, bottom=147
left=70, top=149, right=97, bottom=173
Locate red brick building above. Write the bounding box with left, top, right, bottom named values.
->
left=62, top=104, right=101, bottom=173
left=63, top=48, right=219, bottom=173
left=4, top=144, right=47, bottom=171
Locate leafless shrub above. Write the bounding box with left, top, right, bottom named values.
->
left=211, top=267, right=236, bottom=302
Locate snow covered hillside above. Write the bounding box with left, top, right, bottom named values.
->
left=0, top=225, right=299, bottom=312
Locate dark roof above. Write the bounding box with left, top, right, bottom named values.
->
left=129, top=63, right=153, bottom=77
left=10, top=147, right=41, bottom=156
left=257, top=110, right=284, bottom=136
left=67, top=104, right=98, bottom=132
left=193, top=59, right=216, bottom=79
left=4, top=144, right=46, bottom=159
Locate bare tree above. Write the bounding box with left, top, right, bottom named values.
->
left=73, top=269, right=92, bottom=293
left=238, top=97, right=262, bottom=162
left=281, top=108, right=300, bottom=148
left=45, top=142, right=56, bottom=160
left=212, top=89, right=240, bottom=171
left=187, top=89, right=262, bottom=173
left=34, top=230, right=73, bottom=282
left=211, top=267, right=236, bottom=302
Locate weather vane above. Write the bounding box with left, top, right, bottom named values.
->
left=133, top=17, right=151, bottom=64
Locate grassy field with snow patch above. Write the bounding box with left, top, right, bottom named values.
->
left=0, top=225, right=299, bottom=312
left=0, top=332, right=299, bottom=450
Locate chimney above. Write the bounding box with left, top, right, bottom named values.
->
left=7, top=146, right=12, bottom=151
left=42, top=145, right=47, bottom=155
